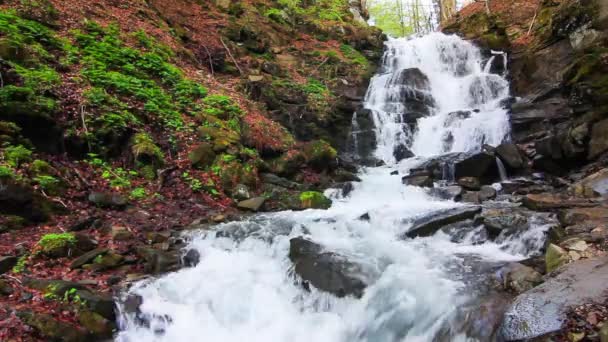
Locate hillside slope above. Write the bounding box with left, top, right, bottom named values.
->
left=0, top=0, right=383, bottom=339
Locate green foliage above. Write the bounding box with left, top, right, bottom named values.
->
left=0, top=164, right=17, bottom=180
left=131, top=132, right=164, bottom=162
left=37, top=233, right=76, bottom=252
left=264, top=8, right=287, bottom=23
left=73, top=22, right=209, bottom=130
left=182, top=172, right=203, bottom=192
left=202, top=94, right=243, bottom=120
left=33, top=174, right=59, bottom=192
left=299, top=191, right=332, bottom=209
left=129, top=187, right=147, bottom=200
left=2, top=144, right=33, bottom=167
left=12, top=254, right=29, bottom=273
left=340, top=44, right=369, bottom=67
left=29, top=159, right=51, bottom=175
left=87, top=153, right=137, bottom=189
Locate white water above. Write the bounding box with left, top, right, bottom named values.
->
left=116, top=34, right=546, bottom=342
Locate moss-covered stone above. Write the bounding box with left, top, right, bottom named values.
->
left=189, top=142, right=217, bottom=169
left=37, top=233, right=76, bottom=258
left=303, top=139, right=337, bottom=170
left=78, top=310, right=114, bottom=339
left=130, top=133, right=164, bottom=179
left=17, top=311, right=88, bottom=342
left=546, top=243, right=568, bottom=273
left=300, top=191, right=332, bottom=209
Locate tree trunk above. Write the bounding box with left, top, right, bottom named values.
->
left=439, top=0, right=456, bottom=25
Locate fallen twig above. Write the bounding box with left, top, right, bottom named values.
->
left=220, top=37, right=243, bottom=75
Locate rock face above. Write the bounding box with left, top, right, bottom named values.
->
left=288, top=237, right=367, bottom=298
left=500, top=257, right=608, bottom=341
left=237, top=197, right=266, bottom=212
left=402, top=171, right=433, bottom=187
left=496, top=143, right=525, bottom=170
left=403, top=206, right=482, bottom=238
left=0, top=181, right=51, bottom=222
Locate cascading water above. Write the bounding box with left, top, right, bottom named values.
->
left=116, top=33, right=548, bottom=342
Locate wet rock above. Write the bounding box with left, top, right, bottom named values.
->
left=461, top=191, right=481, bottom=204
left=479, top=185, right=497, bottom=201
left=393, top=144, right=414, bottom=162
left=23, top=278, right=87, bottom=295
left=339, top=182, right=355, bottom=197
left=496, top=143, right=525, bottom=170
left=454, top=151, right=500, bottom=184
left=0, top=256, right=17, bottom=274
left=404, top=206, right=482, bottom=238
left=546, top=243, right=569, bottom=273
left=17, top=311, right=88, bottom=342
left=136, top=247, right=180, bottom=274
left=358, top=213, right=370, bottom=221
left=496, top=262, right=543, bottom=294
left=88, top=192, right=128, bottom=209
left=458, top=177, right=481, bottom=190
left=500, top=257, right=608, bottom=341
left=289, top=237, right=367, bottom=298
left=569, top=168, right=608, bottom=198
left=450, top=294, right=513, bottom=341
left=261, top=173, right=300, bottom=190
left=182, top=248, right=200, bottom=267
left=429, top=185, right=464, bottom=201
left=237, top=197, right=266, bottom=212
left=402, top=171, right=433, bottom=187
left=477, top=207, right=530, bottom=239
left=84, top=252, right=124, bottom=272
left=74, top=290, right=116, bottom=320
left=390, top=170, right=399, bottom=175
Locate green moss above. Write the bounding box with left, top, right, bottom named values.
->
left=131, top=133, right=164, bottom=163
left=340, top=44, right=369, bottom=68
left=29, top=159, right=51, bottom=175
left=303, top=139, right=337, bottom=168
left=202, top=94, right=243, bottom=121
left=129, top=187, right=147, bottom=200
left=2, top=144, right=33, bottom=167
left=12, top=254, right=29, bottom=273
left=37, top=233, right=76, bottom=255
left=299, top=191, right=332, bottom=209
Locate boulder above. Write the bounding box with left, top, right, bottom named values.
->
left=70, top=248, right=109, bottom=269
left=182, top=248, right=200, bottom=267
left=479, top=185, right=497, bottom=201
left=545, top=243, right=569, bottom=273
left=588, top=118, right=608, bottom=159
left=136, top=247, right=180, bottom=274
left=457, top=177, right=481, bottom=190
left=496, top=262, right=543, bottom=294
left=237, top=197, right=266, bottom=212
left=500, top=257, right=608, bottom=341
left=402, top=171, right=433, bottom=187
left=393, top=144, right=414, bottom=162
left=569, top=168, right=608, bottom=198
left=403, top=206, right=482, bottom=238
left=111, top=226, right=133, bottom=241
left=461, top=191, right=481, bottom=204
left=0, top=181, right=52, bottom=222
left=78, top=310, right=114, bottom=339
left=522, top=193, right=597, bottom=211
left=496, top=143, right=525, bottom=169
left=429, top=186, right=464, bottom=201
left=88, top=192, right=127, bottom=209
left=454, top=151, right=500, bottom=184
left=261, top=173, right=301, bottom=190
left=559, top=206, right=608, bottom=226
left=188, top=143, right=217, bottom=169
left=69, top=216, right=102, bottom=232
left=232, top=184, right=251, bottom=201
left=17, top=311, right=88, bottom=342
left=0, top=256, right=17, bottom=274
left=289, top=237, right=367, bottom=298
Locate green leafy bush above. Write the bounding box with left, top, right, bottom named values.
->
left=3, top=144, right=33, bottom=167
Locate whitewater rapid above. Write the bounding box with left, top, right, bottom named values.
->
left=116, top=33, right=546, bottom=342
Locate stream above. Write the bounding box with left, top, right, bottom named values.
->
left=116, top=33, right=551, bottom=342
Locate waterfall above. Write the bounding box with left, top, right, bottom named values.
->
left=115, top=34, right=543, bottom=342
left=496, top=157, right=508, bottom=181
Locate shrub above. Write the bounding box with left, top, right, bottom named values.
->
left=3, top=144, right=33, bottom=167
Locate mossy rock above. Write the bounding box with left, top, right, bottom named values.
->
left=269, top=151, right=306, bottom=177
left=197, top=125, right=240, bottom=152
left=546, top=243, right=568, bottom=273
left=17, top=311, right=87, bottom=342
left=37, top=232, right=77, bottom=258
left=300, top=191, right=332, bottom=209
left=303, top=140, right=338, bottom=170
left=0, top=215, right=27, bottom=233
left=131, top=133, right=164, bottom=164
left=78, top=310, right=114, bottom=339
left=189, top=143, right=217, bottom=169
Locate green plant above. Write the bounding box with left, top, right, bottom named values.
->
left=3, top=145, right=33, bottom=167
left=182, top=172, right=203, bottom=192
left=130, top=187, right=147, bottom=200
left=0, top=164, right=17, bottom=179
left=12, top=254, right=29, bottom=273
left=37, top=233, right=76, bottom=252
left=87, top=153, right=137, bottom=189
left=340, top=44, right=369, bottom=67
left=33, top=174, right=59, bottom=192
left=202, top=94, right=243, bottom=120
